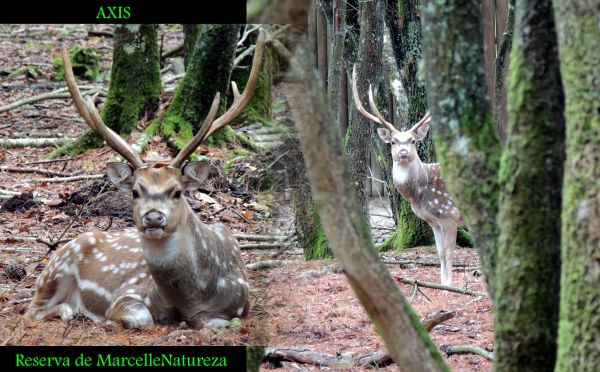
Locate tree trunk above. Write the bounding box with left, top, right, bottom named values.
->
left=182, top=24, right=202, bottom=69
left=380, top=0, right=434, bottom=250
left=494, top=0, right=515, bottom=143
left=290, top=42, right=448, bottom=372
left=420, top=0, right=501, bottom=296
left=103, top=25, right=161, bottom=136
left=493, top=0, right=564, bottom=369
left=287, top=134, right=331, bottom=259
left=346, top=0, right=384, bottom=220
left=553, top=0, right=600, bottom=369
left=327, top=0, right=347, bottom=128
left=152, top=24, right=240, bottom=150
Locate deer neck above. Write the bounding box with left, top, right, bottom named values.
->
left=392, top=159, right=429, bottom=202
left=139, top=203, right=212, bottom=310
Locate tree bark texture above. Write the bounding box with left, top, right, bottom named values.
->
left=420, top=0, right=501, bottom=296
left=182, top=24, right=202, bottom=69
left=346, top=0, right=385, bottom=220
left=493, top=0, right=564, bottom=369
left=152, top=24, right=240, bottom=150
left=327, top=0, right=347, bottom=129
left=286, top=135, right=331, bottom=259
left=290, top=43, right=449, bottom=372
left=553, top=0, right=600, bottom=370
left=382, top=0, right=435, bottom=250
left=494, top=0, right=515, bottom=143
left=103, top=24, right=161, bottom=135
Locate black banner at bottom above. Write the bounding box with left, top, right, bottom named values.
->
left=3, top=346, right=246, bottom=370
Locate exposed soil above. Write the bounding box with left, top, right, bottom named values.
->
left=0, top=24, right=492, bottom=371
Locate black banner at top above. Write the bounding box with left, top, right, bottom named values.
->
left=0, top=0, right=246, bottom=24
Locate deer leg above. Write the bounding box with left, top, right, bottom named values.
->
left=106, top=294, right=154, bottom=328
left=430, top=224, right=447, bottom=285
left=440, top=222, right=457, bottom=286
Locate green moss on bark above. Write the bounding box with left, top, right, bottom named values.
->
left=153, top=24, right=240, bottom=155
left=46, top=130, right=103, bottom=159
left=102, top=24, right=161, bottom=136
left=553, top=0, right=600, bottom=369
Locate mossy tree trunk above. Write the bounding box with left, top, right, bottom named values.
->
left=103, top=24, right=161, bottom=135
left=152, top=24, right=241, bottom=151
left=420, top=0, right=501, bottom=296
left=290, top=42, right=448, bottom=371
left=493, top=0, right=564, bottom=368
left=345, top=0, right=384, bottom=220
left=380, top=0, right=434, bottom=250
left=182, top=24, right=202, bottom=68
left=230, top=29, right=275, bottom=125
left=287, top=134, right=331, bottom=259
left=493, top=0, right=515, bottom=143
left=553, top=0, right=600, bottom=369
left=53, top=25, right=161, bottom=158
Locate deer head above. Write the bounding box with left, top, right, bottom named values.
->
left=61, top=31, right=265, bottom=240
left=351, top=66, right=431, bottom=165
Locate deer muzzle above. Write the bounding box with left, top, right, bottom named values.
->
left=397, top=149, right=410, bottom=160
left=142, top=211, right=167, bottom=238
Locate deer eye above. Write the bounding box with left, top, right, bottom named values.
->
left=391, top=139, right=398, bottom=145
left=132, top=190, right=139, bottom=199
left=173, top=190, right=182, bottom=199
left=410, top=139, right=416, bottom=144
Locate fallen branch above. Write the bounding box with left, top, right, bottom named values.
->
left=0, top=188, right=22, bottom=196
left=0, top=165, right=72, bottom=177
left=161, top=44, right=183, bottom=60
left=246, top=260, right=293, bottom=271
left=421, top=309, right=456, bottom=331
left=233, top=233, right=289, bottom=241
left=22, top=157, right=73, bottom=165
left=381, top=256, right=470, bottom=268
left=440, top=345, right=494, bottom=361
left=240, top=242, right=288, bottom=250
left=263, top=309, right=454, bottom=369
left=0, top=88, right=101, bottom=114
left=31, top=174, right=104, bottom=183
left=0, top=137, right=76, bottom=148
left=0, top=235, right=71, bottom=250
left=394, top=276, right=488, bottom=298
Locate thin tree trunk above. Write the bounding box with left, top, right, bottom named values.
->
left=553, top=0, right=600, bottom=369
left=346, top=0, right=385, bottom=220
left=182, top=24, right=202, bottom=69
left=494, top=0, right=515, bottom=142
left=493, top=0, right=564, bottom=368
left=420, top=0, right=501, bottom=297
left=290, top=42, right=448, bottom=372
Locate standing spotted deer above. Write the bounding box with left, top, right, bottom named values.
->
left=26, top=32, right=266, bottom=328
left=352, top=66, right=462, bottom=286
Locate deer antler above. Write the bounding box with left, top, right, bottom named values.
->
left=351, top=65, right=396, bottom=132
left=62, top=48, right=144, bottom=169
left=170, top=30, right=266, bottom=168
left=410, top=111, right=431, bottom=132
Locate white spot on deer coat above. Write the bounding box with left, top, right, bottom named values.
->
left=236, top=307, right=245, bottom=317
left=217, top=277, right=226, bottom=288
left=434, top=199, right=439, bottom=204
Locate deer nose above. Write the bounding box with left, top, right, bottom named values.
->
left=142, top=211, right=166, bottom=228
left=398, top=149, right=410, bottom=158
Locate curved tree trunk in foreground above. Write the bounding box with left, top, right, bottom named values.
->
left=290, top=43, right=448, bottom=372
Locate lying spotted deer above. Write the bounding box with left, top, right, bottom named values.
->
left=26, top=32, right=266, bottom=328
left=352, top=66, right=462, bottom=286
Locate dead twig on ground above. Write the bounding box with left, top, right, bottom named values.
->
left=0, top=88, right=102, bottom=114
left=394, top=276, right=488, bottom=298
left=22, top=157, right=73, bottom=165
left=440, top=344, right=494, bottom=361
left=233, top=234, right=289, bottom=241
left=246, top=260, right=294, bottom=271
left=0, top=165, right=74, bottom=178
left=31, top=174, right=104, bottom=183
left=0, top=137, right=76, bottom=148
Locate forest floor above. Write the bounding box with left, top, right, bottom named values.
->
left=0, top=25, right=493, bottom=371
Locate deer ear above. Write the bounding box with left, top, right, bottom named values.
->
left=377, top=128, right=392, bottom=143
left=182, top=161, right=210, bottom=191
left=106, top=162, right=135, bottom=192
left=414, top=122, right=430, bottom=141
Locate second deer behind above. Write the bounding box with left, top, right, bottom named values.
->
left=352, top=66, right=462, bottom=286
